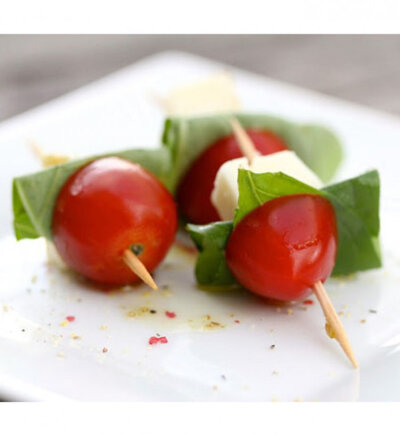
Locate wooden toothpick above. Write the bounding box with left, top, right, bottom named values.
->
left=230, top=118, right=260, bottom=165
left=123, top=249, right=158, bottom=290
left=313, top=281, right=358, bottom=368
left=230, top=117, right=358, bottom=368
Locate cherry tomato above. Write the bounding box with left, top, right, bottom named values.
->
left=177, top=129, right=287, bottom=224
left=225, top=194, right=337, bottom=301
left=52, top=157, right=177, bottom=285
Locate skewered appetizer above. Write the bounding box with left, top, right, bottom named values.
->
left=188, top=119, right=381, bottom=367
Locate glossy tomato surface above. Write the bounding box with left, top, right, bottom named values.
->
left=52, top=157, right=177, bottom=285
left=177, top=129, right=287, bottom=224
left=225, top=194, right=337, bottom=301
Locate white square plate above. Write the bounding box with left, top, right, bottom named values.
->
left=0, top=51, right=399, bottom=401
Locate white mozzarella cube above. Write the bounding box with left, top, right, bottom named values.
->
left=211, top=150, right=323, bottom=221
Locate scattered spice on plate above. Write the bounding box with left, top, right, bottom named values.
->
left=66, top=315, right=75, bottom=322
left=286, top=308, right=293, bottom=315
left=165, top=311, right=176, bottom=318
left=59, top=320, right=69, bottom=327
left=212, top=385, right=218, bottom=391
left=21, top=329, right=26, bottom=333
left=221, top=375, right=226, bottom=381
left=150, top=309, right=157, bottom=314
left=360, top=319, right=367, bottom=324
left=303, top=299, right=314, bottom=305
left=369, top=309, right=377, bottom=314
left=102, top=347, right=109, bottom=353
left=57, top=352, right=65, bottom=358
left=100, top=325, right=108, bottom=331
left=71, top=333, right=81, bottom=340
left=276, top=307, right=281, bottom=313
left=270, top=344, right=276, bottom=350
left=272, top=370, right=279, bottom=376
left=31, top=275, right=37, bottom=284
left=148, top=336, right=168, bottom=345
left=204, top=321, right=225, bottom=330
left=2, top=305, right=9, bottom=312
left=234, top=319, right=240, bottom=324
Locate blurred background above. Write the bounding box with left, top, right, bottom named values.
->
left=1, top=35, right=400, bottom=122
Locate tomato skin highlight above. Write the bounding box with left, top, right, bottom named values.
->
left=225, top=194, right=337, bottom=301
left=177, top=130, right=287, bottom=224
left=52, top=157, right=177, bottom=285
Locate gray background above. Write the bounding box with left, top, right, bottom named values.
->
left=0, top=35, right=400, bottom=122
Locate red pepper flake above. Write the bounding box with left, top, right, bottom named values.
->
left=102, top=347, right=108, bottom=353
left=302, top=300, right=314, bottom=305
left=234, top=319, right=240, bottom=324
left=66, top=316, right=75, bottom=322
left=165, top=311, right=176, bottom=319
left=148, top=336, right=168, bottom=345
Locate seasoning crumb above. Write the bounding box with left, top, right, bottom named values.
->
left=76, top=298, right=82, bottom=303
left=228, top=313, right=235, bottom=318
left=57, top=352, right=65, bottom=358
left=203, top=315, right=211, bottom=321
left=150, top=309, right=157, bottom=314
left=2, top=305, right=9, bottom=312
left=303, top=299, right=314, bottom=305
left=369, top=309, right=377, bottom=314
left=212, top=385, right=218, bottom=391
left=59, top=320, right=69, bottom=327
left=204, top=321, right=225, bottom=330
left=325, top=322, right=336, bottom=339
left=100, top=325, right=108, bottom=331
left=286, top=308, right=293, bottom=315
left=71, top=333, right=81, bottom=340
left=338, top=311, right=344, bottom=316
left=31, top=275, right=37, bottom=284
left=360, top=319, right=367, bottom=324
left=141, top=291, right=153, bottom=297
left=272, top=370, right=279, bottom=376
left=21, top=329, right=26, bottom=332
left=276, top=307, right=281, bottom=313
left=102, top=347, right=109, bottom=353
left=270, top=344, right=276, bottom=350
left=165, top=311, right=176, bottom=318
left=221, top=375, right=226, bottom=381
left=269, top=329, right=274, bottom=333
left=66, top=316, right=75, bottom=322
left=234, top=319, right=240, bottom=324
left=148, top=336, right=168, bottom=345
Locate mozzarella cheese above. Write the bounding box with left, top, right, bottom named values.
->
left=211, top=150, right=323, bottom=221
left=164, top=73, right=241, bottom=116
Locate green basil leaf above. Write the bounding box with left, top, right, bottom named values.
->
left=234, top=170, right=320, bottom=225
left=186, top=221, right=237, bottom=287
left=323, top=171, right=381, bottom=275
left=162, top=113, right=343, bottom=189
left=13, top=147, right=173, bottom=240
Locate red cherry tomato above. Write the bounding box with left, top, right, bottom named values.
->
left=225, top=194, right=337, bottom=301
left=52, top=157, right=177, bottom=285
left=177, top=129, right=287, bottom=224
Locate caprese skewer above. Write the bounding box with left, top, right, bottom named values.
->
left=203, top=119, right=357, bottom=367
